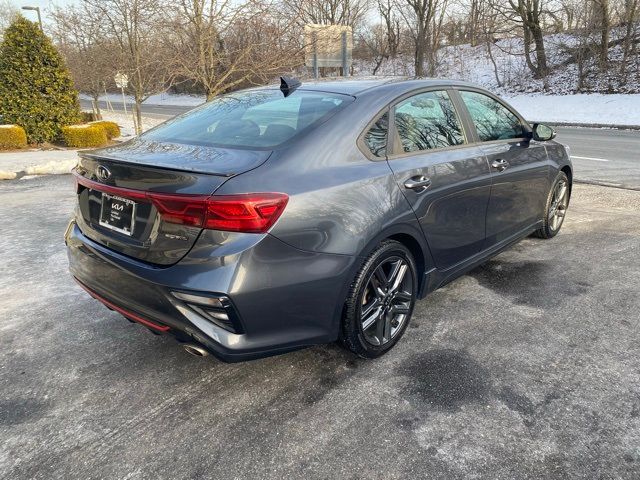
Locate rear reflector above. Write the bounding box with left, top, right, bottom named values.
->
left=74, top=172, right=288, bottom=233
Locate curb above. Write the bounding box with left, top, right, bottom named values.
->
left=530, top=121, right=640, bottom=131
left=575, top=179, right=640, bottom=191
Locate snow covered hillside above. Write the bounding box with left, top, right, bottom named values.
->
left=355, top=30, right=640, bottom=96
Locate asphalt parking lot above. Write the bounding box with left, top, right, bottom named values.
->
left=1, top=174, right=640, bottom=479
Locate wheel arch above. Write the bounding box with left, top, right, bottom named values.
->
left=330, top=223, right=433, bottom=340
left=561, top=164, right=573, bottom=199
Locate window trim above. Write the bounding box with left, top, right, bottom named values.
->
left=357, top=85, right=535, bottom=162
left=451, top=87, right=533, bottom=145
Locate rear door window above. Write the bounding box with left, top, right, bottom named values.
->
left=143, top=90, right=353, bottom=149
left=363, top=112, right=389, bottom=157
left=393, top=91, right=465, bottom=153
left=459, top=91, right=525, bottom=141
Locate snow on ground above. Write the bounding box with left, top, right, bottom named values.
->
left=503, top=93, right=640, bottom=126
left=80, top=92, right=205, bottom=107
left=0, top=112, right=166, bottom=179
left=89, top=88, right=640, bottom=127
left=0, top=149, right=79, bottom=179
left=98, top=111, right=166, bottom=138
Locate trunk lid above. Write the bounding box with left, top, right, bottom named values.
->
left=73, top=139, right=272, bottom=266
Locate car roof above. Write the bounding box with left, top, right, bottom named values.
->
left=294, top=76, right=483, bottom=95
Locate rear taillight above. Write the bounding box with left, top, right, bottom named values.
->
left=150, top=193, right=288, bottom=233
left=74, top=173, right=288, bottom=233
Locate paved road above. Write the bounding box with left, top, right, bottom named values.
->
left=555, top=127, right=640, bottom=189
left=82, top=100, right=640, bottom=189
left=2, top=175, right=640, bottom=479
left=81, top=99, right=192, bottom=120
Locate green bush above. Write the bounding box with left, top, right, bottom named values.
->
left=0, top=124, right=28, bottom=149
left=0, top=17, right=81, bottom=144
left=89, top=120, right=120, bottom=139
left=61, top=125, right=108, bottom=148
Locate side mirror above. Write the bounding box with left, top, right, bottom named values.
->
left=532, top=123, right=556, bottom=141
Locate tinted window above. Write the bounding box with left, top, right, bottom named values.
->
left=364, top=112, right=388, bottom=157
left=394, top=91, right=465, bottom=153
left=459, top=91, right=525, bottom=142
left=143, top=90, right=352, bottom=149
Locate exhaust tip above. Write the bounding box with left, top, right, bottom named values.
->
left=182, top=343, right=209, bottom=357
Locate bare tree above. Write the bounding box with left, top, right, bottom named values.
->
left=467, top=0, right=481, bottom=46
left=167, top=0, right=302, bottom=100
left=378, top=0, right=401, bottom=57
left=83, top=0, right=169, bottom=134
left=401, top=0, right=448, bottom=76
left=592, top=0, right=610, bottom=68
left=50, top=5, right=116, bottom=119
left=281, top=0, right=371, bottom=28
left=493, top=0, right=549, bottom=78
left=0, top=0, right=18, bottom=37
left=357, top=23, right=389, bottom=74
left=478, top=0, right=502, bottom=86
left=621, top=0, right=639, bottom=73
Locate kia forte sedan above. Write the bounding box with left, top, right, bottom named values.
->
left=66, top=77, right=572, bottom=361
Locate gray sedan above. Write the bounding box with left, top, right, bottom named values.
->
left=66, top=77, right=572, bottom=361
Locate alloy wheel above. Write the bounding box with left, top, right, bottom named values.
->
left=360, top=256, right=414, bottom=346
left=548, top=179, right=569, bottom=232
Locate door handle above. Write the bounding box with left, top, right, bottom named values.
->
left=404, top=175, right=431, bottom=192
left=491, top=159, right=509, bottom=172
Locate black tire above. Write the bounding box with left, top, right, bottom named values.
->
left=534, top=171, right=570, bottom=239
left=340, top=240, right=417, bottom=358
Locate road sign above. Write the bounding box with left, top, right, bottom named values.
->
left=114, top=73, right=128, bottom=89
left=304, top=24, right=353, bottom=69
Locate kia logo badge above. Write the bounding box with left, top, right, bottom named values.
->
left=96, top=165, right=111, bottom=181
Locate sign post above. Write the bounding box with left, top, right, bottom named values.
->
left=312, top=32, right=319, bottom=79
left=341, top=31, right=348, bottom=77
left=114, top=73, right=128, bottom=115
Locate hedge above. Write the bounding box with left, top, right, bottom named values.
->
left=0, top=124, right=28, bottom=149
left=61, top=125, right=108, bottom=148
left=0, top=17, right=80, bottom=144
left=89, top=120, right=120, bottom=139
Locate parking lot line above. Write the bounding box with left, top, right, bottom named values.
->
left=571, top=155, right=610, bottom=162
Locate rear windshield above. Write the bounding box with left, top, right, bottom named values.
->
left=142, top=89, right=353, bottom=149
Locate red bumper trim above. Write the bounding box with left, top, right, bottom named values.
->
left=74, top=278, right=171, bottom=332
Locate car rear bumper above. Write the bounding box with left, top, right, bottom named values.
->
left=65, top=221, right=356, bottom=362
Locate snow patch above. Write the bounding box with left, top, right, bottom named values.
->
left=503, top=93, right=640, bottom=126
left=24, top=158, right=78, bottom=176
left=80, top=92, right=205, bottom=107
left=97, top=111, right=166, bottom=138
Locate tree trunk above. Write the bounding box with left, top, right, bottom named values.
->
left=91, top=92, right=102, bottom=120
left=522, top=25, right=538, bottom=76
left=91, top=98, right=102, bottom=120
left=134, top=101, right=143, bottom=135
left=621, top=0, right=637, bottom=74
left=598, top=0, right=610, bottom=68
left=486, top=40, right=502, bottom=87
left=531, top=23, right=548, bottom=77
left=415, top=30, right=425, bottom=76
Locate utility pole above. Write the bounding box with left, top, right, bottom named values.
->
left=21, top=6, right=42, bottom=32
